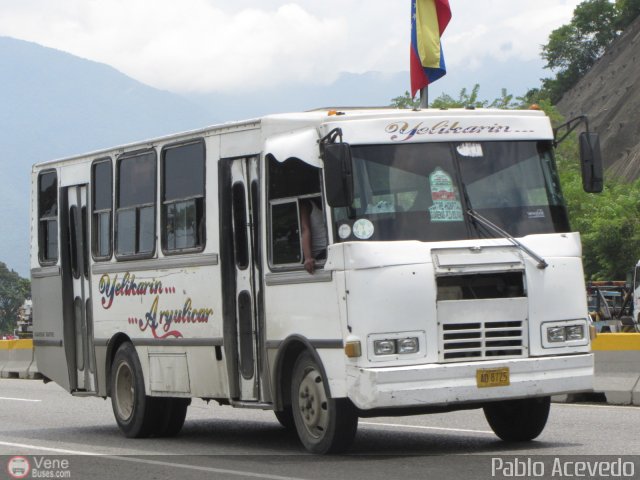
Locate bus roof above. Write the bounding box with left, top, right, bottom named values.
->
left=32, top=107, right=551, bottom=170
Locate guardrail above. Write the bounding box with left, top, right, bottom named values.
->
left=591, top=333, right=640, bottom=405
left=0, top=339, right=40, bottom=379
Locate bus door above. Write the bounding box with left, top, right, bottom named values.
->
left=64, top=185, right=97, bottom=393
left=228, top=157, right=262, bottom=401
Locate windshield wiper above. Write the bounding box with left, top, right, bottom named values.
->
left=466, top=209, right=548, bottom=269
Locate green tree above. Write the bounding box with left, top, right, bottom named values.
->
left=391, top=84, right=523, bottom=110
left=540, top=0, right=636, bottom=102
left=616, top=0, right=640, bottom=28
left=551, top=108, right=640, bottom=279
left=0, top=262, right=30, bottom=334
left=390, top=91, right=421, bottom=109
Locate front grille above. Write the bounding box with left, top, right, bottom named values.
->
left=441, top=320, right=524, bottom=361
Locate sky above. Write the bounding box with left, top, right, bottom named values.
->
left=0, top=0, right=584, bottom=96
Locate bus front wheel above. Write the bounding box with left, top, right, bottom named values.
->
left=483, top=396, right=551, bottom=442
left=290, top=352, right=358, bottom=453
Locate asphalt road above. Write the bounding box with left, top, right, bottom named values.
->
left=1, top=379, right=639, bottom=479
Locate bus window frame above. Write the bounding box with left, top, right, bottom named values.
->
left=114, top=148, right=157, bottom=261
left=91, top=157, right=113, bottom=262
left=160, top=138, right=207, bottom=256
left=37, top=169, right=59, bottom=266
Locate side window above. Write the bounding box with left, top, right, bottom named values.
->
left=92, top=158, right=112, bottom=260
left=116, top=151, right=156, bottom=258
left=267, top=155, right=325, bottom=269
left=271, top=200, right=301, bottom=265
left=161, top=141, right=205, bottom=253
left=38, top=170, right=58, bottom=264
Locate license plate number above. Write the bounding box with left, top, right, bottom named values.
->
left=476, top=367, right=510, bottom=388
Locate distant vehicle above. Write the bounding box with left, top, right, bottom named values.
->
left=31, top=107, right=601, bottom=453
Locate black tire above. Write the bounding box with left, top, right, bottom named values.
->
left=291, top=352, right=358, bottom=454
left=158, top=398, right=190, bottom=437
left=110, top=342, right=162, bottom=438
left=274, top=406, right=295, bottom=430
left=483, top=396, right=551, bottom=442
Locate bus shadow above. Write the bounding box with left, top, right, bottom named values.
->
left=11, top=416, right=579, bottom=457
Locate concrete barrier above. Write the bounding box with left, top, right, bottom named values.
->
left=0, top=339, right=40, bottom=379
left=591, top=333, right=640, bottom=405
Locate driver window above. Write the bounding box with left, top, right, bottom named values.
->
left=267, top=155, right=326, bottom=270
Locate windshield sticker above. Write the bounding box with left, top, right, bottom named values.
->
left=428, top=168, right=464, bottom=223
left=527, top=209, right=546, bottom=219
left=338, top=223, right=352, bottom=239
left=456, top=143, right=484, bottom=157
left=353, top=219, right=375, bottom=239
left=365, top=200, right=395, bottom=214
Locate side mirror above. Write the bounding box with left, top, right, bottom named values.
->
left=323, top=143, right=354, bottom=207
left=579, top=132, right=603, bottom=193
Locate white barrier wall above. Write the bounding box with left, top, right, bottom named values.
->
left=0, top=339, right=40, bottom=379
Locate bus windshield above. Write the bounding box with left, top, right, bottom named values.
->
left=332, top=141, right=569, bottom=243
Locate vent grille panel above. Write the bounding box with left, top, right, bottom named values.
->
left=441, top=320, right=525, bottom=361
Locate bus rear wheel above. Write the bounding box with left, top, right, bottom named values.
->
left=483, top=396, right=551, bottom=442
left=156, top=397, right=190, bottom=437
left=291, top=352, right=358, bottom=453
left=110, top=342, right=162, bottom=438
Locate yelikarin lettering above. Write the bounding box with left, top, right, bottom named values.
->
left=386, top=120, right=515, bottom=142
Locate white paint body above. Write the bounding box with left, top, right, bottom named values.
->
left=30, top=108, right=593, bottom=414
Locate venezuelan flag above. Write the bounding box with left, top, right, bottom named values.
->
left=410, top=0, right=451, bottom=97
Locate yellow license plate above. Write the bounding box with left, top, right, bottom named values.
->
left=476, top=367, right=510, bottom=388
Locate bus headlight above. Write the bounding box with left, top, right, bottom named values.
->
left=566, top=325, right=585, bottom=341
left=368, top=332, right=425, bottom=361
left=373, top=338, right=420, bottom=355
left=373, top=340, right=397, bottom=355
left=397, top=337, right=419, bottom=354
left=546, top=326, right=566, bottom=343
left=542, top=320, right=589, bottom=348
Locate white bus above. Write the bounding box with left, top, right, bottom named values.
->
left=31, top=107, right=602, bottom=453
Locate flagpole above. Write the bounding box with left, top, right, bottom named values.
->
left=420, top=86, right=428, bottom=108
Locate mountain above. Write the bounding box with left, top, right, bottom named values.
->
left=185, top=59, right=546, bottom=122
left=557, top=15, right=640, bottom=180
left=0, top=36, right=549, bottom=277
left=0, top=37, right=215, bottom=277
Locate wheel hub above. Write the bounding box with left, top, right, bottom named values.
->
left=298, top=368, right=329, bottom=438
left=114, top=362, right=134, bottom=421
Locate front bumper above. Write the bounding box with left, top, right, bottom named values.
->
left=346, top=353, right=593, bottom=410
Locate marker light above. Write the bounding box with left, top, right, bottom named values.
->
left=344, top=341, right=362, bottom=358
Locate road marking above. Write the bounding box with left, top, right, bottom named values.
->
left=0, top=397, right=41, bottom=402
left=360, top=421, right=493, bottom=435
left=0, top=441, right=308, bottom=480
left=554, top=402, right=640, bottom=411
left=0, top=441, right=94, bottom=455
